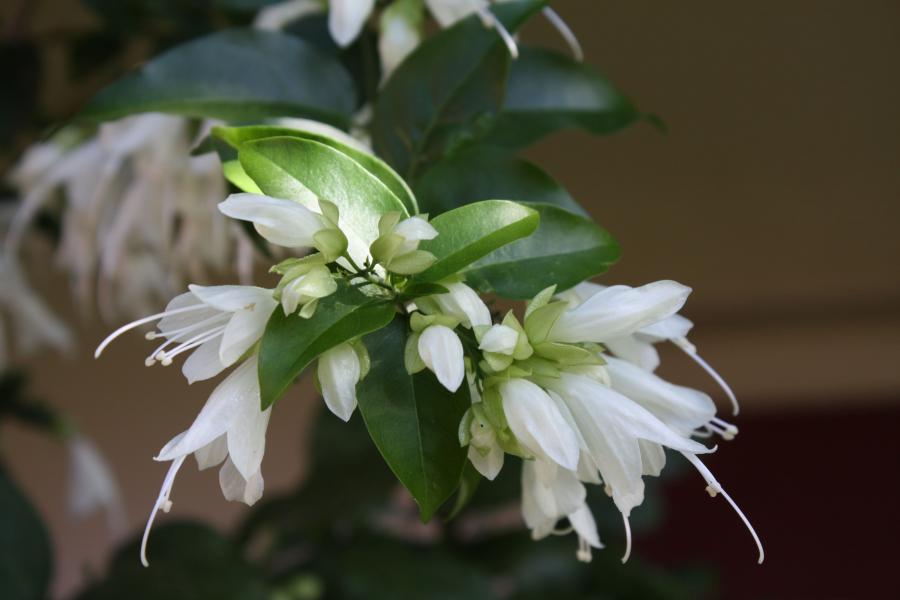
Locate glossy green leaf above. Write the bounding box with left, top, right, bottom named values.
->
left=82, top=29, right=356, bottom=126
left=482, top=46, right=640, bottom=149
left=0, top=466, right=52, bottom=600
left=357, top=320, right=471, bottom=521
left=214, top=125, right=417, bottom=214
left=258, top=284, right=395, bottom=409
left=239, top=137, right=410, bottom=256
left=464, top=203, right=620, bottom=299
left=446, top=462, right=482, bottom=521
left=415, top=200, right=539, bottom=283
left=371, top=0, right=546, bottom=179
left=414, top=145, right=587, bottom=216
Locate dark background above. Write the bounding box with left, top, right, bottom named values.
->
left=2, top=0, right=898, bottom=597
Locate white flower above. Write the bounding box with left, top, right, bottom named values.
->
left=317, top=342, right=361, bottom=421
left=378, top=0, right=424, bottom=77
left=521, top=458, right=601, bottom=562
left=417, top=324, right=465, bottom=392
left=549, top=280, right=691, bottom=344
left=562, top=281, right=739, bottom=414
left=67, top=434, right=126, bottom=534
left=425, top=0, right=486, bottom=27
left=328, top=0, right=376, bottom=47
left=0, top=253, right=72, bottom=368
left=392, top=215, right=438, bottom=254
left=142, top=357, right=270, bottom=566
left=218, top=193, right=329, bottom=249
left=426, top=281, right=491, bottom=328
left=499, top=378, right=579, bottom=471
left=477, top=324, right=518, bottom=354
left=254, top=0, right=325, bottom=30
left=95, top=284, right=277, bottom=384
left=466, top=407, right=504, bottom=480
left=280, top=265, right=337, bottom=316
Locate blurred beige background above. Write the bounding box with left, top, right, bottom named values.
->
left=2, top=0, right=899, bottom=597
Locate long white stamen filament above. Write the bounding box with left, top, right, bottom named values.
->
left=145, top=319, right=227, bottom=366
left=576, top=536, right=592, bottom=562
left=157, top=325, right=227, bottom=365
left=672, top=337, right=740, bottom=415
left=476, top=7, right=519, bottom=59
left=621, top=513, right=632, bottom=563
left=95, top=303, right=207, bottom=358
left=140, top=456, right=186, bottom=567
left=707, top=419, right=738, bottom=441
left=542, top=7, right=583, bottom=61
left=682, top=452, right=764, bottom=564
left=146, top=312, right=229, bottom=342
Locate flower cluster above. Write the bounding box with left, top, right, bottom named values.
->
left=97, top=187, right=761, bottom=567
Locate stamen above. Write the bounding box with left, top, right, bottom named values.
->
left=542, top=7, right=583, bottom=61
left=476, top=7, right=519, bottom=59
left=95, top=303, right=207, bottom=358
left=682, top=452, right=765, bottom=564
left=621, top=513, right=632, bottom=563
left=141, top=455, right=187, bottom=567
left=693, top=426, right=715, bottom=439
left=576, top=537, right=592, bottom=562
left=707, top=421, right=737, bottom=441
left=672, top=337, right=740, bottom=415
left=157, top=325, right=226, bottom=365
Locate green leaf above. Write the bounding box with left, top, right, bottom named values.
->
left=258, top=283, right=395, bottom=409
left=371, top=0, right=546, bottom=179
left=214, top=125, right=417, bottom=214
left=239, top=137, right=410, bottom=254
left=414, top=200, right=539, bottom=283
left=464, top=203, right=620, bottom=299
left=446, top=461, right=482, bottom=521
left=481, top=46, right=640, bottom=149
left=414, top=145, right=587, bottom=216
left=81, top=29, right=356, bottom=126
left=357, top=320, right=471, bottom=521
left=75, top=522, right=267, bottom=600
left=0, top=466, right=52, bottom=600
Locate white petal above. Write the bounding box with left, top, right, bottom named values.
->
left=468, top=444, right=504, bottom=480
left=218, top=193, right=325, bottom=248
left=478, top=324, right=518, bottom=355
left=500, top=379, right=579, bottom=470
left=194, top=435, right=228, bottom=471
left=425, top=0, right=486, bottom=27
left=604, top=335, right=660, bottom=372
left=569, top=504, right=603, bottom=549
left=182, top=338, right=227, bottom=384
left=225, top=362, right=271, bottom=479
left=218, top=457, right=265, bottom=506
left=418, top=325, right=465, bottom=392
left=638, top=314, right=694, bottom=341
left=378, top=1, right=422, bottom=76
left=318, top=342, right=361, bottom=421
left=219, top=300, right=276, bottom=366
left=521, top=460, right=585, bottom=527
left=254, top=0, right=324, bottom=30
left=156, top=358, right=258, bottom=461
left=639, top=440, right=667, bottom=477
left=328, top=0, right=375, bottom=46
left=393, top=216, right=438, bottom=242
left=188, top=284, right=275, bottom=313
left=549, top=281, right=691, bottom=343
left=432, top=281, right=491, bottom=328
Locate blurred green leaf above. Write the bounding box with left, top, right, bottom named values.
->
left=0, top=465, right=52, bottom=600
left=258, top=283, right=395, bottom=409
left=414, top=145, right=587, bottom=216
left=75, top=522, right=267, bottom=600
left=415, top=200, right=539, bottom=283
left=357, top=320, right=471, bottom=521
left=481, top=46, right=640, bottom=149
left=371, top=0, right=546, bottom=179
left=82, top=29, right=356, bottom=126
left=463, top=202, right=620, bottom=299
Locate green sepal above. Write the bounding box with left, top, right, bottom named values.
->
left=404, top=332, right=426, bottom=374
left=313, top=228, right=348, bottom=262
left=318, top=198, right=340, bottom=225
left=525, top=284, right=557, bottom=319
left=523, top=300, right=569, bottom=344
left=532, top=341, right=598, bottom=365
left=389, top=250, right=437, bottom=275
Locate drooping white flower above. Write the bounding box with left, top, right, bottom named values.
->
left=328, top=0, right=376, bottom=47
left=549, top=280, right=691, bottom=344
left=425, top=281, right=491, bottom=328
left=218, top=193, right=330, bottom=249
left=418, top=324, right=465, bottom=392
left=142, top=357, right=270, bottom=566
left=521, top=458, right=602, bottom=562
left=67, top=434, right=126, bottom=535
left=317, top=342, right=362, bottom=421
left=95, top=284, right=277, bottom=384
left=499, top=378, right=580, bottom=471
left=560, top=281, right=739, bottom=414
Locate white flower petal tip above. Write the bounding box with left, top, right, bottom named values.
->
left=478, top=324, right=518, bottom=354
left=318, top=343, right=361, bottom=421
left=217, top=193, right=325, bottom=248
left=501, top=379, right=580, bottom=471
left=328, top=0, right=376, bottom=47
left=418, top=325, right=465, bottom=392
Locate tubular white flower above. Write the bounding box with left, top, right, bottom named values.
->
left=429, top=281, right=491, bottom=328
left=95, top=284, right=276, bottom=384
left=328, top=0, right=376, bottom=47
left=549, top=281, right=691, bottom=344
left=418, top=325, right=465, bottom=392
left=218, top=193, right=329, bottom=249
left=141, top=357, right=271, bottom=566
left=500, top=379, right=580, bottom=471
left=67, top=435, right=126, bottom=534
left=317, top=342, right=362, bottom=421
